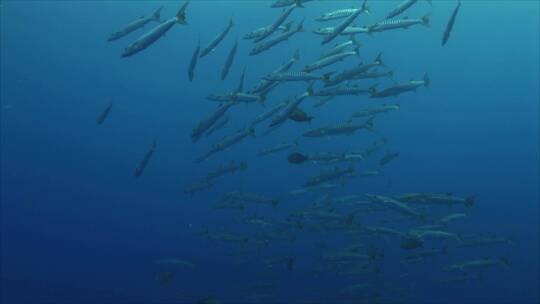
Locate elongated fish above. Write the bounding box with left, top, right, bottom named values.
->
left=351, top=104, right=400, bottom=118
left=264, top=71, right=332, bottom=82
left=244, top=21, right=293, bottom=40
left=121, top=2, right=189, bottom=58
left=250, top=99, right=288, bottom=128
left=254, top=0, right=302, bottom=43
left=188, top=39, right=200, bottom=81
left=108, top=6, right=163, bottom=41
left=314, top=84, right=376, bottom=97
left=322, top=0, right=369, bottom=45
left=205, top=115, right=229, bottom=137
left=96, top=101, right=113, bottom=125
left=135, top=140, right=156, bottom=177
left=304, top=48, right=360, bottom=73
left=250, top=20, right=304, bottom=56
left=271, top=0, right=313, bottom=8
left=320, top=36, right=360, bottom=59
left=251, top=49, right=300, bottom=95
left=236, top=67, right=246, bottom=93
left=316, top=7, right=367, bottom=22
left=191, top=102, right=236, bottom=143
left=221, top=39, right=238, bottom=80
left=196, top=126, right=255, bottom=162
left=325, top=53, right=383, bottom=87
left=313, top=26, right=369, bottom=36
left=200, top=17, right=234, bottom=58
left=207, top=160, right=247, bottom=180
left=371, top=73, right=430, bottom=98
left=386, top=0, right=431, bottom=19
left=258, top=140, right=298, bottom=156
left=303, top=117, right=374, bottom=138
left=367, top=14, right=430, bottom=34
left=442, top=1, right=461, bottom=46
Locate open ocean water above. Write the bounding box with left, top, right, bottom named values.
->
left=1, top=1, right=539, bottom=303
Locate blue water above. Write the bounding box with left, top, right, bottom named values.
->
left=1, top=1, right=539, bottom=303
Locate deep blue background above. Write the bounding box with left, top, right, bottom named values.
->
left=1, top=1, right=539, bottom=303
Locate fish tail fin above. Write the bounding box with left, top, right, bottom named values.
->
left=353, top=46, right=361, bottom=56
left=306, top=81, right=314, bottom=96
left=375, top=52, right=384, bottom=66
left=422, top=13, right=431, bottom=27
left=259, top=94, right=266, bottom=107
left=293, top=49, right=301, bottom=61
left=153, top=6, right=164, bottom=22
left=362, top=0, right=371, bottom=14
left=176, top=1, right=189, bottom=24
left=240, top=161, right=248, bottom=171
left=297, top=19, right=305, bottom=32
left=465, top=196, right=475, bottom=208
left=351, top=35, right=360, bottom=47
left=500, top=256, right=510, bottom=267
left=423, top=72, right=431, bottom=87
left=295, top=0, right=305, bottom=8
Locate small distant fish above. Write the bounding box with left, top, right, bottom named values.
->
left=96, top=101, right=113, bottom=125
left=205, top=115, right=229, bottom=137
left=221, top=39, right=238, bottom=80
left=379, top=150, right=399, bottom=166
left=258, top=140, right=298, bottom=156
left=191, top=102, right=236, bottom=143
left=196, top=126, right=255, bottom=163
left=135, top=140, right=157, bottom=177
left=184, top=179, right=213, bottom=196
left=155, top=259, right=195, bottom=268
left=442, top=0, right=462, bottom=46
left=200, top=17, right=234, bottom=58
left=108, top=6, right=163, bottom=42
left=121, top=2, right=189, bottom=57
left=206, top=160, right=248, bottom=180
left=351, top=104, right=400, bottom=118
